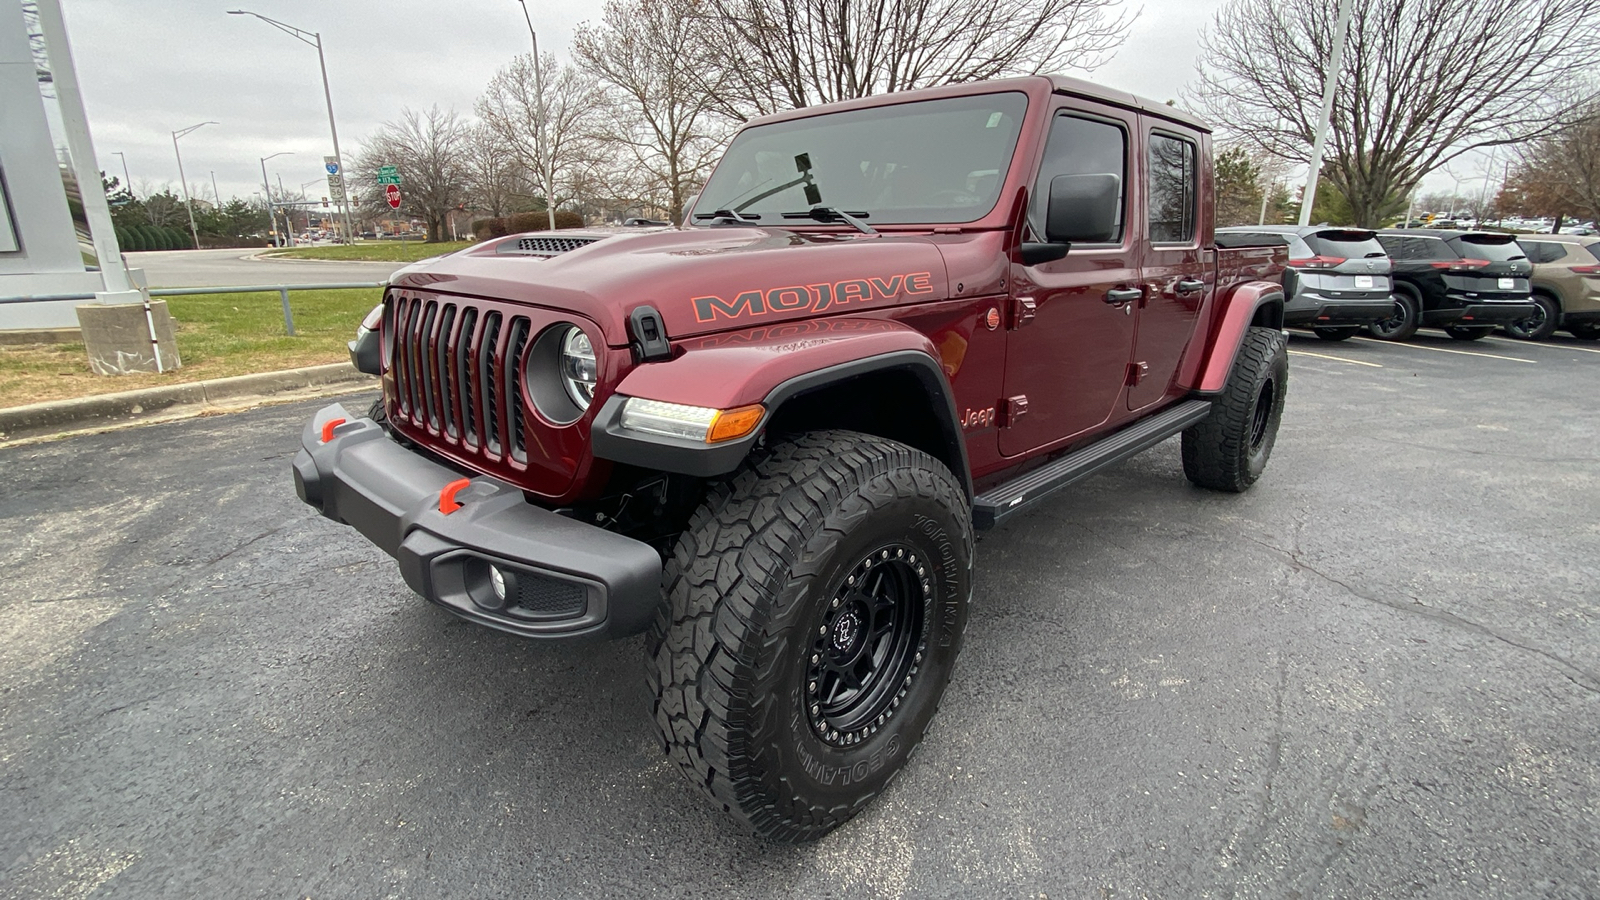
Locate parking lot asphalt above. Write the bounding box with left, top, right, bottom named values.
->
left=2, top=329, right=1596, bottom=899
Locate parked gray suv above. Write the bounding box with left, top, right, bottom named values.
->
left=1217, top=226, right=1394, bottom=340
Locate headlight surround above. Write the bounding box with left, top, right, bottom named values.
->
left=525, top=322, right=598, bottom=426
left=559, top=326, right=598, bottom=410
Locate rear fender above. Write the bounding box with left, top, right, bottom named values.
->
left=590, top=317, right=971, bottom=496
left=1192, top=281, right=1284, bottom=394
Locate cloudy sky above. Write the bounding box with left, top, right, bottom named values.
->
left=54, top=0, right=1462, bottom=206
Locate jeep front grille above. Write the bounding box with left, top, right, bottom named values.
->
left=389, top=293, right=529, bottom=462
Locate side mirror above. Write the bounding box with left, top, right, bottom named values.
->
left=1045, top=173, right=1120, bottom=244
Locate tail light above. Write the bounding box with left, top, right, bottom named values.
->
left=1571, top=265, right=1600, bottom=275
left=1288, top=256, right=1346, bottom=269
left=1430, top=259, right=1490, bottom=271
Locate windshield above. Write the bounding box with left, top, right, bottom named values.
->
left=1452, top=235, right=1526, bottom=261
left=692, top=92, right=1028, bottom=226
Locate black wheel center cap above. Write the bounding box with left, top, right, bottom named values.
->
left=830, top=610, right=862, bottom=655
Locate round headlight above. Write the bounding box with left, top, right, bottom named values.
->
left=559, top=326, right=597, bottom=410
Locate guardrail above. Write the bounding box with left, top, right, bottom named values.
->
left=0, top=282, right=386, bottom=336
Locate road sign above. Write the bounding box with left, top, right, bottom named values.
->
left=324, top=156, right=340, bottom=175
left=326, top=174, right=344, bottom=195
left=376, top=163, right=401, bottom=186
left=376, top=174, right=401, bottom=186
left=385, top=183, right=402, bottom=210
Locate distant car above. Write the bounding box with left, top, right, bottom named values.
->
left=1509, top=234, right=1600, bottom=340
left=1217, top=225, right=1394, bottom=341
left=1372, top=229, right=1536, bottom=341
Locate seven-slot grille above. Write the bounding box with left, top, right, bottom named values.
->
left=387, top=293, right=531, bottom=463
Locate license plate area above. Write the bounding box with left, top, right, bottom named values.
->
left=1355, top=275, right=1374, bottom=289
left=1498, top=277, right=1515, bottom=289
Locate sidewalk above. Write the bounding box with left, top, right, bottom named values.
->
left=0, top=362, right=375, bottom=445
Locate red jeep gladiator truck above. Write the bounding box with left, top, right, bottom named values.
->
left=294, top=75, right=1289, bottom=841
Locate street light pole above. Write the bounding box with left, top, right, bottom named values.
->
left=1298, top=0, right=1355, bottom=227
left=172, top=121, right=217, bottom=250
left=260, top=151, right=293, bottom=248
left=112, top=150, right=132, bottom=197
left=516, top=0, right=556, bottom=231
left=228, top=10, right=356, bottom=244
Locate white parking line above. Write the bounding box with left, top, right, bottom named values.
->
left=1288, top=349, right=1384, bottom=368
left=1481, top=336, right=1600, bottom=355
left=1352, top=337, right=1537, bottom=364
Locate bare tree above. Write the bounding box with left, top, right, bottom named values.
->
left=477, top=53, right=609, bottom=220
left=696, top=0, right=1133, bottom=120
left=574, top=0, right=735, bottom=224
left=1189, top=0, right=1600, bottom=227
left=1499, top=100, right=1600, bottom=230
left=353, top=106, right=472, bottom=242
left=463, top=124, right=531, bottom=219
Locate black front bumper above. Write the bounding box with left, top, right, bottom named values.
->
left=292, top=403, right=662, bottom=641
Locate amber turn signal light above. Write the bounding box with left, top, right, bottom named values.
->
left=707, top=404, right=765, bottom=443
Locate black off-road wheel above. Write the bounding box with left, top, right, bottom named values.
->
left=1504, top=293, right=1560, bottom=341
left=1367, top=290, right=1419, bottom=341
left=648, top=431, right=973, bottom=842
left=1312, top=326, right=1360, bottom=341
left=1182, top=326, right=1288, bottom=493
left=1444, top=325, right=1494, bottom=341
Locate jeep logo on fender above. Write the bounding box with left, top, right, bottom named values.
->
left=692, top=272, right=935, bottom=323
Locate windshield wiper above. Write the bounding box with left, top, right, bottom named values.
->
left=692, top=208, right=761, bottom=225
left=782, top=207, right=877, bottom=235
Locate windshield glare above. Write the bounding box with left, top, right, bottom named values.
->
left=692, top=92, right=1028, bottom=226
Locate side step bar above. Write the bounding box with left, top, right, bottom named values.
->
left=972, top=399, right=1213, bottom=530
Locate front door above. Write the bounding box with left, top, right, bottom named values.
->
left=1000, top=104, right=1140, bottom=457
left=1130, top=126, right=1209, bottom=410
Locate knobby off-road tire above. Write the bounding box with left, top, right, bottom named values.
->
left=647, top=431, right=974, bottom=842
left=1181, top=326, right=1288, bottom=493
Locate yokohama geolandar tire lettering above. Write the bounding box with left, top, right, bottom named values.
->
left=646, top=430, right=973, bottom=842
left=1181, top=326, right=1288, bottom=493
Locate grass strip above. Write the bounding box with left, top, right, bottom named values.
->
left=0, top=288, right=381, bottom=408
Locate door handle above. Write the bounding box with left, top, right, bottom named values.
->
left=1105, top=287, right=1143, bottom=304
left=1175, top=279, right=1207, bottom=295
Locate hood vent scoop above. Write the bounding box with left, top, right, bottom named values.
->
left=498, top=235, right=603, bottom=257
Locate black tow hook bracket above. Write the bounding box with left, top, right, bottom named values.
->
left=628, top=305, right=673, bottom=362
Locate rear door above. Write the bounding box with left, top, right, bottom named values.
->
left=1129, top=124, right=1208, bottom=411
left=1299, top=230, right=1392, bottom=299
left=1445, top=234, right=1532, bottom=299
left=1001, top=102, right=1139, bottom=457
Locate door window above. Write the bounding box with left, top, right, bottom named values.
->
left=1030, top=113, right=1127, bottom=243
left=1148, top=133, right=1196, bottom=244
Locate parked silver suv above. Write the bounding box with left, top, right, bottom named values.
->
left=1216, top=226, right=1394, bottom=341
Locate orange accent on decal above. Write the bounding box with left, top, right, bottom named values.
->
left=320, top=418, right=347, bottom=443
left=439, top=478, right=472, bottom=514
left=707, top=404, right=765, bottom=443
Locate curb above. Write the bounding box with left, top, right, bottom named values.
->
left=0, top=362, right=376, bottom=444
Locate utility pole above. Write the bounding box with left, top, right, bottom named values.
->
left=228, top=10, right=356, bottom=244
left=1298, top=0, right=1355, bottom=226
left=172, top=121, right=217, bottom=250
left=210, top=170, right=221, bottom=210
left=517, top=0, right=557, bottom=231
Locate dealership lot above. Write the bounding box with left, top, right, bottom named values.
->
left=1, top=333, right=1596, bottom=899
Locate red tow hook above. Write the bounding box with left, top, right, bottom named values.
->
left=319, top=418, right=347, bottom=443
left=438, top=478, right=473, bottom=515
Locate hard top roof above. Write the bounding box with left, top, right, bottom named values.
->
left=1218, top=225, right=1375, bottom=236
left=1376, top=228, right=1516, bottom=240
left=744, top=75, right=1212, bottom=133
